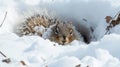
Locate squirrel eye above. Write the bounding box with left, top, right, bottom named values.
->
left=55, top=27, right=59, bottom=34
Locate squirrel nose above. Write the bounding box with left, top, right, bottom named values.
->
left=63, top=35, right=66, bottom=39
left=62, top=40, right=66, bottom=43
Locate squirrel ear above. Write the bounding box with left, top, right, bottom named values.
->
left=70, top=29, right=73, bottom=35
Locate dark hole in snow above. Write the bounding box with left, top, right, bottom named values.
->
left=72, top=20, right=93, bottom=44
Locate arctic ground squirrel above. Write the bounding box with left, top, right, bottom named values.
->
left=15, top=14, right=92, bottom=45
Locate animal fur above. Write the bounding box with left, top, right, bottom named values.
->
left=15, top=14, right=92, bottom=45
left=15, top=14, right=57, bottom=36
left=46, top=22, right=82, bottom=45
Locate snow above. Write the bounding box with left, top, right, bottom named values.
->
left=0, top=32, right=120, bottom=67
left=0, top=0, right=120, bottom=67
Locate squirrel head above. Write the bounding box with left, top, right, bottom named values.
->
left=49, top=22, right=78, bottom=45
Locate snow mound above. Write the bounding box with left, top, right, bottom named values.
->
left=0, top=32, right=120, bottom=67
left=1, top=0, right=120, bottom=67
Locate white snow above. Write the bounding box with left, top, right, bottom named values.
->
left=0, top=32, right=120, bottom=67
left=0, top=0, right=120, bottom=67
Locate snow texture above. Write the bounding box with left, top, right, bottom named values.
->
left=0, top=0, right=120, bottom=67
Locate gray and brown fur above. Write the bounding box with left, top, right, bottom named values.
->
left=16, top=14, right=57, bottom=36
left=47, top=22, right=81, bottom=45
left=15, top=14, right=88, bottom=45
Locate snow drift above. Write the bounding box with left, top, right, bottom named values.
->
left=0, top=0, right=120, bottom=67
left=0, top=32, right=120, bottom=67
